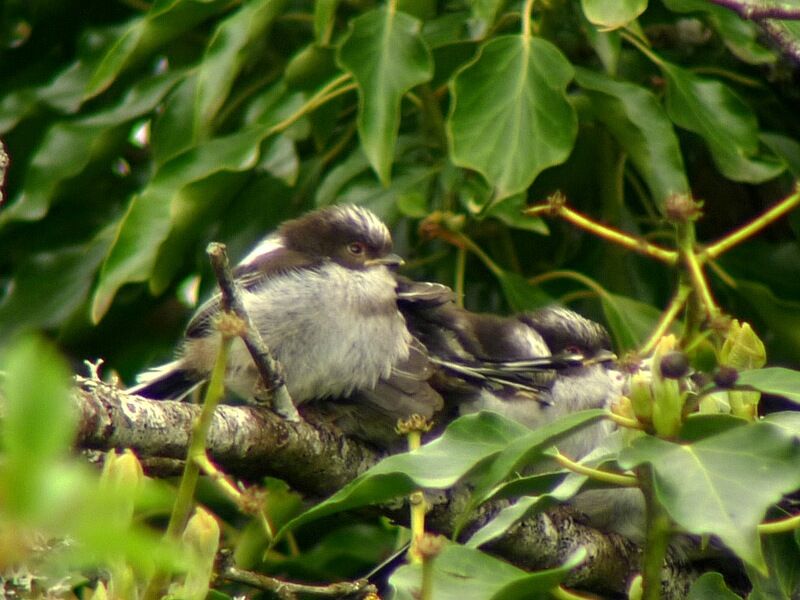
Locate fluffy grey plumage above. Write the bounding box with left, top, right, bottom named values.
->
left=397, top=281, right=647, bottom=540
left=130, top=206, right=442, bottom=443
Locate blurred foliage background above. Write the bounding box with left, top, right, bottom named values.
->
left=1, top=0, right=800, bottom=597
left=1, top=0, right=799, bottom=377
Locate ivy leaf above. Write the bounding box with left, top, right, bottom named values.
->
left=466, top=471, right=588, bottom=548
left=194, top=0, right=286, bottom=135
left=600, top=292, right=666, bottom=352
left=688, top=572, right=742, bottom=599
left=460, top=410, right=606, bottom=531
left=663, top=0, right=776, bottom=65
left=737, top=368, right=800, bottom=404
left=581, top=0, right=647, bottom=30
left=448, top=35, right=577, bottom=199
left=314, top=0, right=339, bottom=45
left=0, top=226, right=113, bottom=338
left=337, top=8, right=434, bottom=185
left=86, top=0, right=228, bottom=98
left=619, top=422, right=800, bottom=571
left=91, top=126, right=267, bottom=322
left=389, top=543, right=585, bottom=600
left=0, top=71, right=184, bottom=225
left=481, top=194, right=549, bottom=234
left=279, top=412, right=530, bottom=535
left=662, top=62, right=785, bottom=183
left=575, top=67, right=689, bottom=206
left=497, top=271, right=554, bottom=312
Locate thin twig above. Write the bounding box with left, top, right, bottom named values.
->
left=206, top=242, right=299, bottom=420
left=222, top=565, right=376, bottom=598
left=758, top=20, right=800, bottom=63
left=701, top=186, right=800, bottom=260
left=525, top=194, right=678, bottom=265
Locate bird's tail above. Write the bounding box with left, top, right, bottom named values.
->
left=127, top=360, right=202, bottom=400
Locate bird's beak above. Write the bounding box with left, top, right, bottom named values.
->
left=365, top=254, right=405, bottom=268
left=585, top=349, right=617, bottom=365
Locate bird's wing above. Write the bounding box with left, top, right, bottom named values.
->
left=395, top=276, right=455, bottom=308
left=185, top=248, right=324, bottom=338
left=352, top=337, right=444, bottom=419
left=128, top=360, right=204, bottom=400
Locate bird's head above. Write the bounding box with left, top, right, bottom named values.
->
left=519, top=307, right=615, bottom=364
left=279, top=205, right=403, bottom=270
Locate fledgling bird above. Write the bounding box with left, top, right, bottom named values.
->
left=130, top=205, right=442, bottom=443
left=397, top=280, right=622, bottom=452
left=397, top=281, right=646, bottom=540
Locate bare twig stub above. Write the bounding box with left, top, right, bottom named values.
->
left=205, top=242, right=299, bottom=421
left=74, top=379, right=695, bottom=598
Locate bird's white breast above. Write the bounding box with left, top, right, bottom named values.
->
left=184, top=263, right=411, bottom=403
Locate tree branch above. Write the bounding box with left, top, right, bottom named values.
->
left=73, top=378, right=695, bottom=598
left=707, top=0, right=800, bottom=20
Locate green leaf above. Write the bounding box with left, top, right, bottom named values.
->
left=575, top=67, right=689, bottom=205
left=194, top=0, right=285, bottom=135
left=480, top=195, right=549, bottom=234
left=581, top=0, right=647, bottom=30
left=389, top=543, right=585, bottom=600
left=600, top=292, right=665, bottom=351
left=619, top=422, right=800, bottom=570
left=314, top=0, right=339, bottom=45
left=762, top=412, right=800, bottom=438
left=467, top=0, right=505, bottom=32
left=661, top=62, right=785, bottom=183
left=337, top=8, right=434, bottom=184
left=0, top=71, right=184, bottom=225
left=497, top=271, right=554, bottom=312
left=761, top=133, right=800, bottom=178
left=1, top=336, right=75, bottom=518
left=466, top=471, right=588, bottom=548
left=91, top=126, right=268, bottom=322
left=663, top=0, right=776, bottom=65
left=0, top=226, right=114, bottom=338
left=737, top=367, right=800, bottom=404
left=280, top=412, right=530, bottom=534
left=448, top=35, right=577, bottom=199
left=733, top=280, right=800, bottom=361
left=747, top=529, right=800, bottom=600
left=86, top=0, right=228, bottom=98
left=687, top=572, right=742, bottom=599
left=464, top=410, right=606, bottom=517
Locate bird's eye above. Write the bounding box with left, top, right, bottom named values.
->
left=348, top=242, right=366, bottom=255
left=565, top=345, right=582, bottom=355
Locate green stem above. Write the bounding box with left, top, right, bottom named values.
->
left=528, top=269, right=610, bottom=301
left=407, top=429, right=425, bottom=564
left=265, top=74, right=355, bottom=138
left=454, top=246, right=466, bottom=308
left=553, top=452, right=638, bottom=487
left=420, top=553, right=434, bottom=600
left=702, top=186, right=800, bottom=260
left=640, top=467, right=670, bottom=600
left=143, top=333, right=232, bottom=600
left=759, top=513, right=800, bottom=535
left=526, top=201, right=678, bottom=264
left=551, top=586, right=593, bottom=600
left=620, top=29, right=664, bottom=67
left=639, top=285, right=692, bottom=356
left=451, top=231, right=504, bottom=278
left=522, top=0, right=534, bottom=37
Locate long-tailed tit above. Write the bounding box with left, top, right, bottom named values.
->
left=130, top=205, right=442, bottom=443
